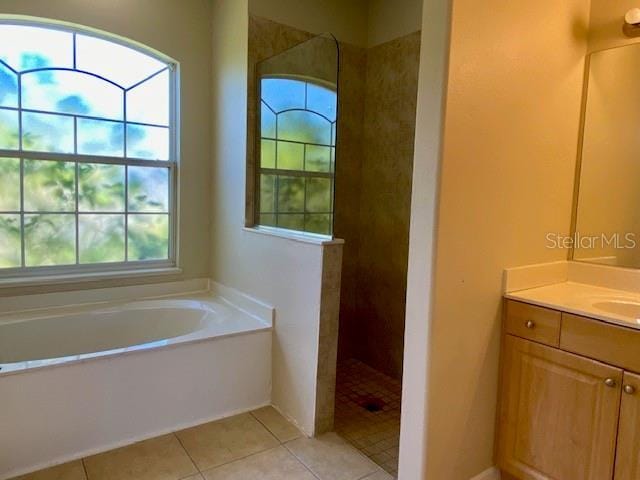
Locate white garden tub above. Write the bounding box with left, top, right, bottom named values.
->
left=0, top=279, right=273, bottom=479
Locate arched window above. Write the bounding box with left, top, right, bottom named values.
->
left=257, top=77, right=336, bottom=236
left=0, top=21, right=177, bottom=275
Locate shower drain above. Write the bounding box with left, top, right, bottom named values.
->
left=357, top=395, right=386, bottom=412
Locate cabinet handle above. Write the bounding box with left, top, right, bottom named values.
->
left=604, top=378, right=617, bottom=388
left=624, top=385, right=636, bottom=395
left=525, top=320, right=535, bottom=329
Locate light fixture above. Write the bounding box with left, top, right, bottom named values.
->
left=625, top=8, right=640, bottom=26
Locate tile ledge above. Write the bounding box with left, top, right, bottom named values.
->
left=0, top=267, right=183, bottom=290
left=243, top=226, right=345, bottom=246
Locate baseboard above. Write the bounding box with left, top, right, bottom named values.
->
left=470, top=466, right=500, bottom=480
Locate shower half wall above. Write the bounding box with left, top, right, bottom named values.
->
left=247, top=14, right=421, bottom=381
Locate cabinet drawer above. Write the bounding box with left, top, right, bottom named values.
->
left=561, top=313, right=640, bottom=373
left=504, top=300, right=561, bottom=347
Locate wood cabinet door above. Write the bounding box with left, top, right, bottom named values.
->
left=615, top=372, right=640, bottom=480
left=497, top=335, right=622, bottom=480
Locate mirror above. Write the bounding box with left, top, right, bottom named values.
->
left=254, top=33, right=339, bottom=236
left=573, top=43, right=640, bottom=268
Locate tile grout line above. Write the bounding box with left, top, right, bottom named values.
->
left=80, top=457, right=90, bottom=480
left=355, top=468, right=391, bottom=480
left=171, top=432, right=201, bottom=478
left=247, top=411, right=322, bottom=480
left=283, top=438, right=380, bottom=480
left=174, top=413, right=283, bottom=477
left=248, top=410, right=288, bottom=444
left=281, top=441, right=323, bottom=480
left=195, top=445, right=313, bottom=479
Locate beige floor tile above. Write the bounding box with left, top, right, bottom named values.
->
left=83, top=434, right=196, bottom=480
left=180, top=476, right=205, bottom=480
left=251, top=406, right=302, bottom=442
left=335, top=359, right=401, bottom=474
left=285, top=432, right=378, bottom=480
left=361, top=471, right=394, bottom=480
left=10, top=461, right=86, bottom=480
left=175, top=413, right=279, bottom=470
left=202, top=446, right=315, bottom=480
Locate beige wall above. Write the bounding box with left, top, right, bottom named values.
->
left=0, top=0, right=212, bottom=296
left=248, top=0, right=368, bottom=47
left=415, top=0, right=590, bottom=478
left=249, top=0, right=422, bottom=48
left=367, top=0, right=423, bottom=46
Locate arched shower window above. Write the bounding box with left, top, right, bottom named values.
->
left=257, top=77, right=337, bottom=236
left=0, top=21, right=177, bottom=275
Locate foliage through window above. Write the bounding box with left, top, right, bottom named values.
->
left=0, top=22, right=176, bottom=273
left=257, top=77, right=336, bottom=236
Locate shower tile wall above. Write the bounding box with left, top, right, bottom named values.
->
left=246, top=16, right=313, bottom=222
left=354, top=32, right=421, bottom=379
left=333, top=42, right=367, bottom=366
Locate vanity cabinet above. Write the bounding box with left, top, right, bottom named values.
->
left=497, top=300, right=640, bottom=480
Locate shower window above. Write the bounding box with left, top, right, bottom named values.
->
left=0, top=21, right=177, bottom=277
left=257, top=77, right=336, bottom=236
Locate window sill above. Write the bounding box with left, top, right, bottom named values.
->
left=243, top=226, right=345, bottom=246
left=0, top=267, right=183, bottom=289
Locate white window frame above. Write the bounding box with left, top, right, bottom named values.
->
left=0, top=18, right=180, bottom=285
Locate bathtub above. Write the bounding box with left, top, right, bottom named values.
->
left=0, top=279, right=273, bottom=479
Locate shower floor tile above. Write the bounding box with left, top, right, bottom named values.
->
left=334, top=359, right=402, bottom=478
left=11, top=406, right=390, bottom=480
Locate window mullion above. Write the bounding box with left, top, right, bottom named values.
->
left=72, top=33, right=77, bottom=69
left=302, top=143, right=308, bottom=232
left=124, top=89, right=129, bottom=262
left=74, top=116, right=79, bottom=265
left=125, top=165, right=129, bottom=262
left=19, top=158, right=25, bottom=268
left=18, top=72, right=25, bottom=268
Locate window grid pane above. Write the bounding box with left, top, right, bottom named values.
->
left=258, top=77, right=336, bottom=236
left=0, top=23, right=175, bottom=272
left=2, top=159, right=172, bottom=269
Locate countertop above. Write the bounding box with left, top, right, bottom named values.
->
left=505, top=281, right=640, bottom=330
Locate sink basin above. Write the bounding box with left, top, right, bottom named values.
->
left=592, top=300, right=640, bottom=319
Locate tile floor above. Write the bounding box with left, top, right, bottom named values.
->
left=11, top=406, right=392, bottom=480
left=334, top=359, right=402, bottom=477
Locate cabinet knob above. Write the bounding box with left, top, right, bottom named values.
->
left=525, top=320, right=535, bottom=329
left=624, top=385, right=636, bottom=395
left=604, top=378, right=617, bottom=388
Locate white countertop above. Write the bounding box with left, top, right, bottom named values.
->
left=505, top=281, right=640, bottom=330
